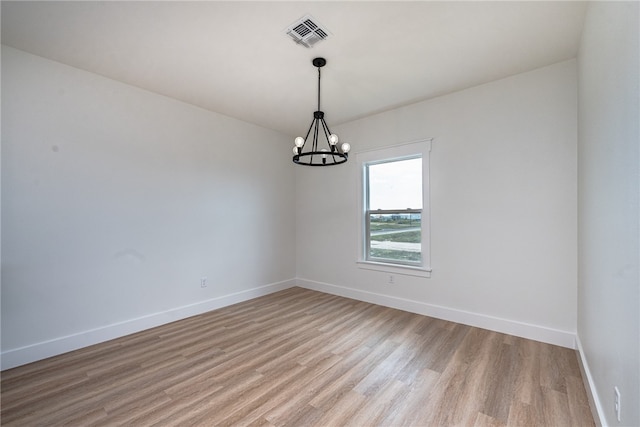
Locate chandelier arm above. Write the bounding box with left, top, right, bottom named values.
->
left=306, top=118, right=316, bottom=163
left=319, top=117, right=333, bottom=148
left=313, top=117, right=320, bottom=153
left=302, top=118, right=315, bottom=147
left=320, top=118, right=338, bottom=162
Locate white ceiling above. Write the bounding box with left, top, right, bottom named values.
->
left=1, top=1, right=587, bottom=137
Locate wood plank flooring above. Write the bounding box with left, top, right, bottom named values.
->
left=1, top=287, right=595, bottom=426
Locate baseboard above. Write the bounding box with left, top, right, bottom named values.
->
left=1, top=279, right=296, bottom=371
left=575, top=335, right=606, bottom=426
left=297, top=278, right=576, bottom=349
left=2, top=277, right=577, bottom=371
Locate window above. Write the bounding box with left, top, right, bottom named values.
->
left=366, top=157, right=422, bottom=265
left=357, top=140, right=431, bottom=276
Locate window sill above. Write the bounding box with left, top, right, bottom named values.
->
left=357, top=260, right=432, bottom=278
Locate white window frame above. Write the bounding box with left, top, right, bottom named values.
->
left=356, top=139, right=432, bottom=278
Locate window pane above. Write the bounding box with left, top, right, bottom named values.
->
left=368, top=157, right=422, bottom=210
left=369, top=213, right=421, bottom=263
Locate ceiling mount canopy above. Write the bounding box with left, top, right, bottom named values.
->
left=293, top=57, right=350, bottom=166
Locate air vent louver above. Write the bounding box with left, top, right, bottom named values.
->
left=285, top=15, right=331, bottom=48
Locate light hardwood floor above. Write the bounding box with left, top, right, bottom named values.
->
left=1, top=287, right=594, bottom=426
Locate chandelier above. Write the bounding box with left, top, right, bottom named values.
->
left=293, top=57, right=350, bottom=166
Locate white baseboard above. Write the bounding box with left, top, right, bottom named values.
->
left=1, top=279, right=296, bottom=370
left=2, top=278, right=577, bottom=371
left=297, top=278, right=576, bottom=349
left=575, top=335, right=606, bottom=426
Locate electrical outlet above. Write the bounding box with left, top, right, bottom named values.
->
left=200, top=277, right=207, bottom=288
left=614, top=386, right=621, bottom=422
left=388, top=275, right=395, bottom=284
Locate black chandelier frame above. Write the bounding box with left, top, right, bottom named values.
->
left=293, top=57, right=348, bottom=166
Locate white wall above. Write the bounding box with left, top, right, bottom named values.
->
left=577, top=2, right=640, bottom=426
left=1, top=46, right=296, bottom=368
left=297, top=60, right=578, bottom=347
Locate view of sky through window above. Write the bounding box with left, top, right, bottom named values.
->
left=368, top=157, right=422, bottom=210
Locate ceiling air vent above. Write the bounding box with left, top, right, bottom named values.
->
left=285, top=15, right=330, bottom=48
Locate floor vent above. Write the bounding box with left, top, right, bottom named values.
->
left=285, top=15, right=330, bottom=48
